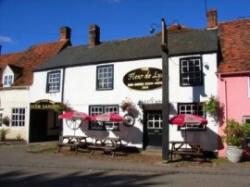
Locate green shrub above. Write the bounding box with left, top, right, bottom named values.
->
left=224, top=120, right=245, bottom=147
left=203, top=96, right=219, bottom=117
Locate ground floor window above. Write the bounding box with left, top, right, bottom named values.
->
left=243, top=116, right=250, bottom=124
left=177, top=103, right=205, bottom=131
left=89, top=105, right=119, bottom=130
left=11, top=108, right=25, bottom=127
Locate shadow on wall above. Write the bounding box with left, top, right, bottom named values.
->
left=180, top=126, right=224, bottom=152
left=76, top=120, right=143, bottom=146
left=0, top=170, right=165, bottom=187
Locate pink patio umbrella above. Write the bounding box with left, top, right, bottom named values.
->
left=58, top=111, right=90, bottom=121
left=58, top=111, right=90, bottom=137
left=169, top=114, right=208, bottom=126
left=90, top=112, right=124, bottom=122
left=169, top=114, right=208, bottom=143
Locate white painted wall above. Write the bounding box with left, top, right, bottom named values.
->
left=29, top=69, right=63, bottom=103
left=31, top=53, right=218, bottom=151
left=0, top=89, right=30, bottom=141
left=2, top=66, right=14, bottom=87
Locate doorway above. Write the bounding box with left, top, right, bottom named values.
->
left=144, top=111, right=163, bottom=148
left=29, top=108, right=60, bottom=142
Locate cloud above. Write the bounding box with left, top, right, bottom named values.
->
left=0, top=35, right=13, bottom=44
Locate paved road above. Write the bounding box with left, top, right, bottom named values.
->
left=0, top=144, right=250, bottom=187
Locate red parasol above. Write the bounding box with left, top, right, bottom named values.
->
left=90, top=112, right=124, bottom=122
left=58, top=111, right=90, bottom=121
left=169, top=114, right=207, bottom=126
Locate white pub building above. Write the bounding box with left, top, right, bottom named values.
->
left=29, top=22, right=219, bottom=153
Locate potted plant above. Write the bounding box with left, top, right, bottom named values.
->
left=224, top=120, right=245, bottom=163
left=203, top=96, right=219, bottom=118
left=0, top=128, right=9, bottom=141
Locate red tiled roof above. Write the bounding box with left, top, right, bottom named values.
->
left=0, top=41, right=69, bottom=87
left=218, top=19, right=250, bottom=74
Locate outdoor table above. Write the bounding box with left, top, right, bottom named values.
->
left=169, top=141, right=203, bottom=161
left=88, top=137, right=123, bottom=159
left=57, top=135, right=88, bottom=153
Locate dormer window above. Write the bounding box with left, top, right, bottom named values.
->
left=3, top=75, right=13, bottom=87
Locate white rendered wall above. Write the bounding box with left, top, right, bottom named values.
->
left=61, top=53, right=218, bottom=151
left=0, top=89, right=30, bottom=141
left=29, top=69, right=63, bottom=103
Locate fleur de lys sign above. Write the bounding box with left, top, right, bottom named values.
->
left=123, top=67, right=163, bottom=90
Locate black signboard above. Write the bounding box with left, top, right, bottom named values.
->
left=123, top=67, right=162, bottom=90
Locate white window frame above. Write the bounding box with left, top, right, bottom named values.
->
left=147, top=113, right=163, bottom=130
left=3, top=75, right=13, bottom=87
left=89, top=105, right=119, bottom=130
left=96, top=65, right=113, bottom=90
left=177, top=103, right=205, bottom=131
left=180, top=57, right=203, bottom=86
left=11, top=108, right=25, bottom=127
left=47, top=71, right=61, bottom=93
left=243, top=116, right=250, bottom=124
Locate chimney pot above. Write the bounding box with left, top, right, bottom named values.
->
left=89, top=25, right=100, bottom=47
left=207, top=9, right=218, bottom=29
left=60, top=26, right=71, bottom=41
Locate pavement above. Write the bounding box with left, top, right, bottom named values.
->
left=0, top=143, right=250, bottom=186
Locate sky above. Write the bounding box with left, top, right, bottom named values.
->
left=0, top=0, right=250, bottom=54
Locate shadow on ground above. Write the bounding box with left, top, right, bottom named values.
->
left=0, top=170, right=167, bottom=187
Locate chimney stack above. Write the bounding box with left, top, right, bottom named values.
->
left=207, top=9, right=218, bottom=29
left=89, top=25, right=100, bottom=47
left=60, top=26, right=71, bottom=41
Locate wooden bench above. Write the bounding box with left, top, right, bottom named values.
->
left=87, top=138, right=123, bottom=159
left=169, top=141, right=204, bottom=161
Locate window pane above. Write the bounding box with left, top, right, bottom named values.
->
left=97, top=65, right=113, bottom=90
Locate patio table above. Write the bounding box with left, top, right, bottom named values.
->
left=169, top=141, right=204, bottom=161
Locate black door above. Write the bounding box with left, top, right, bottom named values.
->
left=30, top=110, right=48, bottom=142
left=145, top=111, right=163, bottom=148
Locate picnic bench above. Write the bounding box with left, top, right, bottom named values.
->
left=88, top=137, right=123, bottom=159
left=169, top=141, right=204, bottom=161
left=57, top=135, right=88, bottom=153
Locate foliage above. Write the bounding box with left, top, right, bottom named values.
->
left=243, top=123, right=250, bottom=138
left=203, top=96, right=219, bottom=117
left=52, top=103, right=71, bottom=114
left=2, top=116, right=10, bottom=126
left=0, top=128, right=9, bottom=141
left=224, top=120, right=245, bottom=147
left=121, top=99, right=134, bottom=112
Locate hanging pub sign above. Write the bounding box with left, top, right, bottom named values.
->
left=123, top=67, right=163, bottom=90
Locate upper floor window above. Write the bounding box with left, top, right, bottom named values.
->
left=11, top=108, right=25, bottom=127
left=96, top=65, right=113, bottom=90
left=3, top=75, right=13, bottom=87
left=46, top=71, right=61, bottom=93
left=180, top=57, right=203, bottom=86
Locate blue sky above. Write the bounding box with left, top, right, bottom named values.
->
left=0, top=0, right=250, bottom=54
